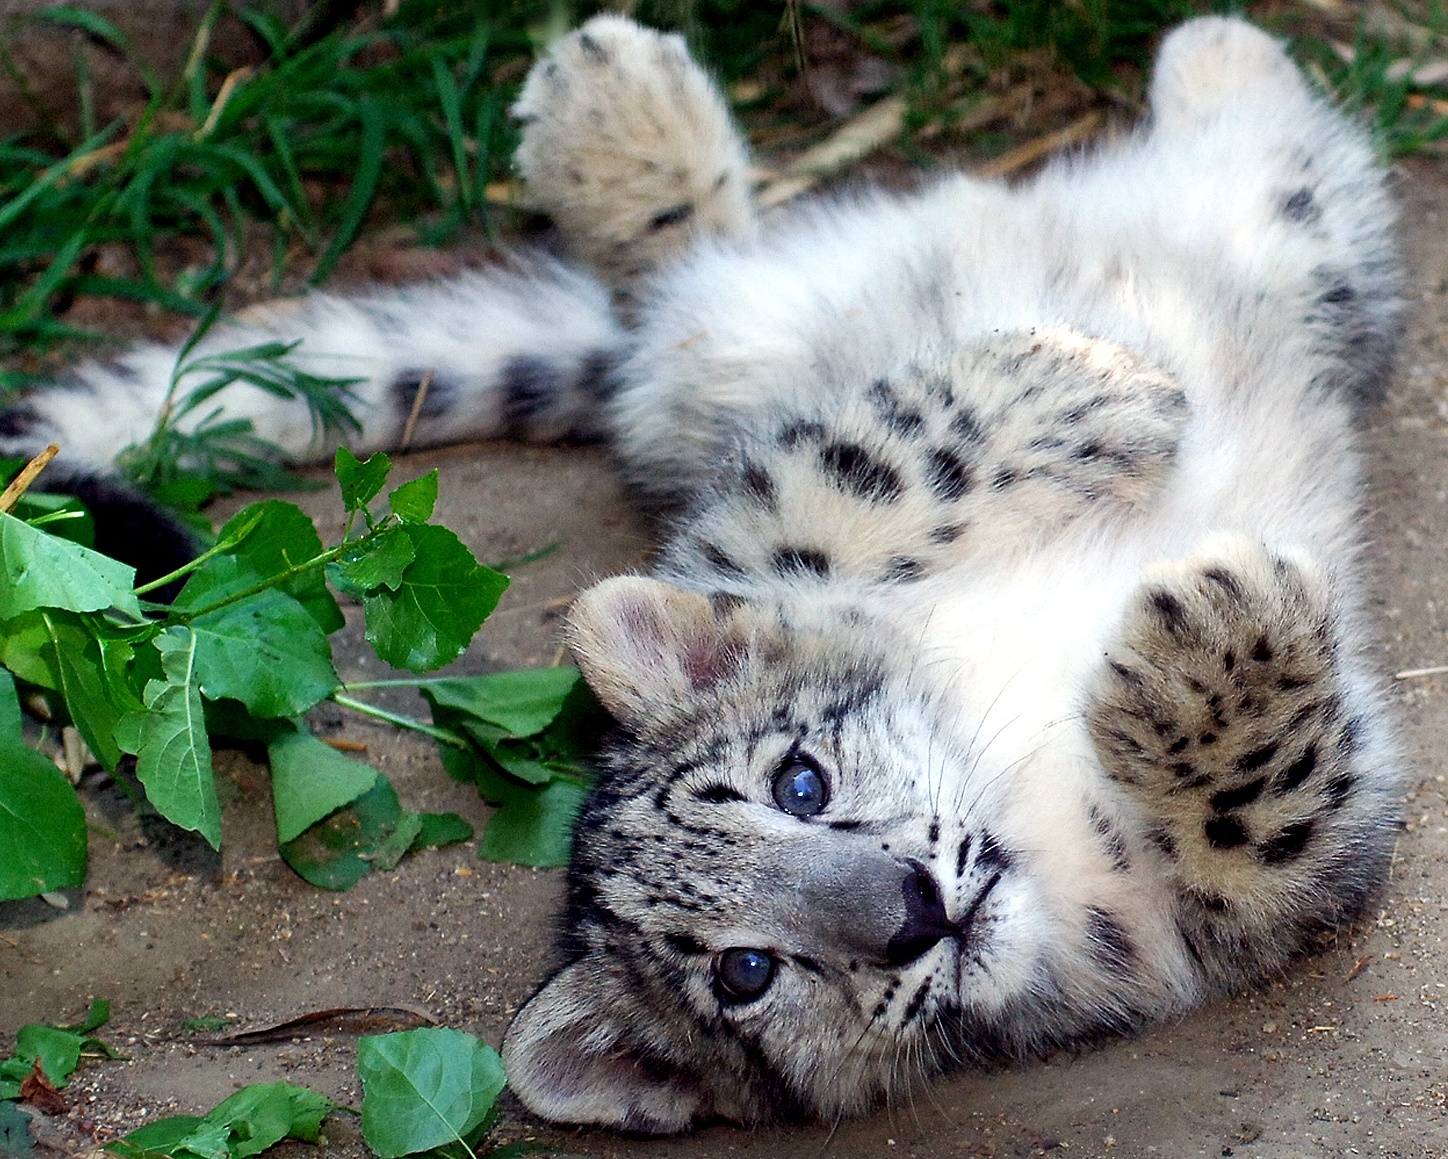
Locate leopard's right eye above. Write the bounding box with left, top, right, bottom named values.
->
left=772, top=751, right=829, bottom=817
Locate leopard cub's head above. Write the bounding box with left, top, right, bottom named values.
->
left=501, top=576, right=1053, bottom=1133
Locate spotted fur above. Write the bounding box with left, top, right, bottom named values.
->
left=0, top=14, right=1405, bottom=1135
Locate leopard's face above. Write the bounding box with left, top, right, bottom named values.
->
left=501, top=577, right=1053, bottom=1132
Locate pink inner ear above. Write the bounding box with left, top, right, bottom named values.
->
left=617, top=596, right=673, bottom=667
left=683, top=635, right=741, bottom=691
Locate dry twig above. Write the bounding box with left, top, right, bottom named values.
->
left=0, top=444, right=59, bottom=514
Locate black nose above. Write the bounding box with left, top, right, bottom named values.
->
left=885, top=861, right=958, bottom=967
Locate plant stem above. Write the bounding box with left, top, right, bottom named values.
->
left=133, top=530, right=246, bottom=596
left=331, top=692, right=468, bottom=748
left=170, top=542, right=350, bottom=621
left=336, top=677, right=452, bottom=690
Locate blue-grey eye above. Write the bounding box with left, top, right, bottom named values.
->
left=716, top=947, right=775, bottom=1002
left=772, top=752, right=828, bottom=816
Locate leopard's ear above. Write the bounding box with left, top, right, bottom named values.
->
left=502, top=956, right=711, bottom=1134
left=565, top=576, right=749, bottom=727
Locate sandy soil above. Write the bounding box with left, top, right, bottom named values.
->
left=3, top=157, right=1448, bottom=1159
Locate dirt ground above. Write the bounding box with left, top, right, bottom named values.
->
left=4, top=152, right=1448, bottom=1159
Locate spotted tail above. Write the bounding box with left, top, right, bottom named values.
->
left=0, top=256, right=628, bottom=473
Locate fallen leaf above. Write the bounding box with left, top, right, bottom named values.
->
left=19, top=1062, right=66, bottom=1116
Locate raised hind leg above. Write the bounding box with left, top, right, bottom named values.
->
left=513, top=15, right=758, bottom=304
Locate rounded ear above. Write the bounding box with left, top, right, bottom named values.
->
left=502, top=957, right=711, bottom=1134
left=565, top=576, right=748, bottom=728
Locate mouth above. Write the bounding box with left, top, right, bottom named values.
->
left=956, top=870, right=1003, bottom=951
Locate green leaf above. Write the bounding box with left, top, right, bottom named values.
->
left=481, top=744, right=557, bottom=787
left=411, top=812, right=473, bottom=852
left=0, top=611, right=62, bottom=690
left=357, top=1028, right=505, bottom=1159
left=330, top=526, right=414, bottom=597
left=267, top=729, right=377, bottom=846
left=43, top=612, right=144, bottom=772
left=419, top=669, right=581, bottom=738
left=66, top=1000, right=112, bottom=1035
left=369, top=810, right=424, bottom=873
left=207, top=1082, right=332, bottom=1156
left=0, top=671, right=87, bottom=901
left=388, top=470, right=437, bottom=523
left=202, top=502, right=343, bottom=634
left=278, top=775, right=400, bottom=891
left=180, top=580, right=339, bottom=719
left=106, top=1117, right=212, bottom=1159
left=362, top=525, right=507, bottom=673
left=106, top=1081, right=332, bottom=1159
left=0, top=1101, right=33, bottom=1156
left=116, top=631, right=221, bottom=850
left=180, top=1017, right=234, bottom=1034
left=13, top=1026, right=82, bottom=1087
left=334, top=447, right=391, bottom=514
left=479, top=780, right=587, bottom=869
left=5, top=999, right=110, bottom=1091
left=0, top=513, right=141, bottom=619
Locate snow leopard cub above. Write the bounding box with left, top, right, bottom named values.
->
left=0, top=13, right=1404, bottom=1137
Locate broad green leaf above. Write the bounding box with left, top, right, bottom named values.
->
left=184, top=586, right=339, bottom=719
left=479, top=779, right=587, bottom=869
left=13, top=1025, right=83, bottom=1087
left=483, top=744, right=557, bottom=786
left=201, top=502, right=342, bottom=633
left=330, top=526, right=414, bottom=596
left=5, top=1000, right=110, bottom=1091
left=357, top=1028, right=505, bottom=1159
left=116, top=631, right=221, bottom=850
left=362, top=524, right=507, bottom=672
left=267, top=729, right=377, bottom=846
left=411, top=812, right=473, bottom=851
left=44, top=612, right=143, bottom=772
left=420, top=668, right=581, bottom=738
left=334, top=447, right=391, bottom=513
left=106, top=1081, right=331, bottom=1159
left=388, top=470, right=437, bottom=523
left=0, top=513, right=141, bottom=619
left=370, top=810, right=424, bottom=873
left=105, top=1116, right=212, bottom=1159
left=0, top=671, right=87, bottom=901
left=207, top=1082, right=332, bottom=1156
left=278, top=775, right=400, bottom=891
left=0, top=610, right=61, bottom=689
left=66, top=999, right=112, bottom=1035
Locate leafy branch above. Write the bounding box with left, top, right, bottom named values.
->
left=0, top=427, right=602, bottom=900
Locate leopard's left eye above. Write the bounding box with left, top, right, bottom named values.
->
left=772, top=751, right=829, bottom=817
left=715, top=947, right=776, bottom=1002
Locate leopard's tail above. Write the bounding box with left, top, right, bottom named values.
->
left=0, top=255, right=627, bottom=474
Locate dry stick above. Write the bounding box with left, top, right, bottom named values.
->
left=398, top=368, right=434, bottom=453
left=0, top=444, right=59, bottom=514
left=757, top=95, right=907, bottom=209
left=756, top=99, right=1106, bottom=210
left=972, top=110, right=1106, bottom=180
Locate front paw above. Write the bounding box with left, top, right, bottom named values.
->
left=1087, top=536, right=1362, bottom=901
